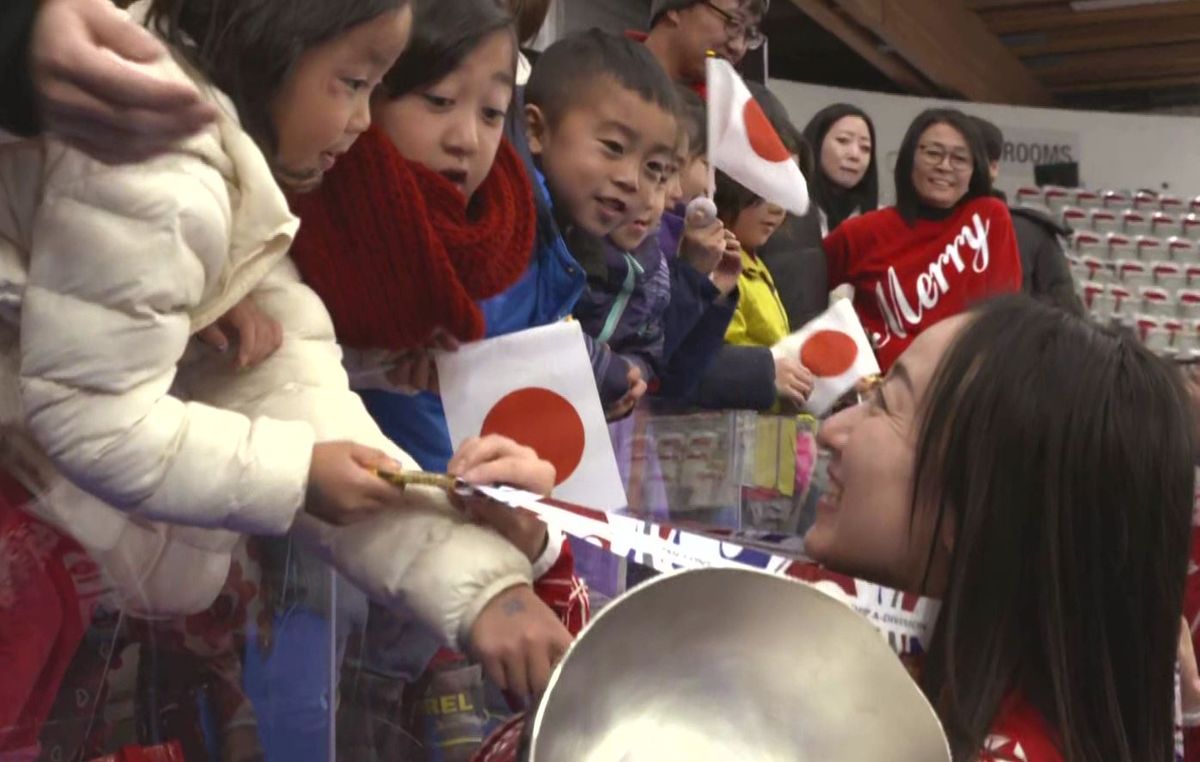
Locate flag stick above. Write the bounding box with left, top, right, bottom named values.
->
left=706, top=50, right=717, bottom=201
left=683, top=50, right=719, bottom=225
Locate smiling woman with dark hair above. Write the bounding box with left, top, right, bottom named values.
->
left=808, top=295, right=1193, bottom=761
left=822, top=107, right=1023, bottom=371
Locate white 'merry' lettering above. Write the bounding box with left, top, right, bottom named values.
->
left=874, top=213, right=992, bottom=347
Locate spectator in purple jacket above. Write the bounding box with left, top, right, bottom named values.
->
left=573, top=166, right=675, bottom=406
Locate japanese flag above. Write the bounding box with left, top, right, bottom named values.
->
left=707, top=57, right=809, bottom=216
left=773, top=299, right=880, bottom=416
left=437, top=321, right=628, bottom=511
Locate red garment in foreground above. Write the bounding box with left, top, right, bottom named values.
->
left=1181, top=484, right=1200, bottom=762
left=86, top=741, right=186, bottom=762
left=0, top=473, right=101, bottom=754
left=532, top=539, right=591, bottom=636
left=980, top=695, right=1065, bottom=762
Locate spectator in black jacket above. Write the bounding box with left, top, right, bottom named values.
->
left=2, top=0, right=213, bottom=162
left=754, top=88, right=844, bottom=331
left=760, top=103, right=879, bottom=330
left=972, top=116, right=1084, bottom=316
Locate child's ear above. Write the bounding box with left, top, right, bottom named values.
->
left=525, top=103, right=547, bottom=157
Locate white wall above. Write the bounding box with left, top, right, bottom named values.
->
left=768, top=80, right=1200, bottom=206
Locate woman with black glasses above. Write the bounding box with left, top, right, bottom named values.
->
left=822, top=108, right=1023, bottom=371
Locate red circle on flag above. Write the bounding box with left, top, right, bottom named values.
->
left=743, top=98, right=791, bottom=163
left=800, top=330, right=859, bottom=378
left=481, top=387, right=586, bottom=485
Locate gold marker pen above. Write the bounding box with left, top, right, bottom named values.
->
left=375, top=469, right=476, bottom=497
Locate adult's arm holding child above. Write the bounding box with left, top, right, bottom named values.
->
left=8, top=0, right=215, bottom=157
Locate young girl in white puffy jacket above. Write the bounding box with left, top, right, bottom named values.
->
left=0, top=0, right=571, bottom=728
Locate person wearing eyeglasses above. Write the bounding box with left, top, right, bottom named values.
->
left=638, top=0, right=767, bottom=93
left=822, top=108, right=1022, bottom=371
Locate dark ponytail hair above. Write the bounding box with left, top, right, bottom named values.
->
left=379, top=0, right=516, bottom=100
left=801, top=103, right=878, bottom=230
left=894, top=108, right=992, bottom=225
left=913, top=296, right=1192, bottom=762
left=147, top=0, right=407, bottom=152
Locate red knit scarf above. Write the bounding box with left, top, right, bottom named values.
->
left=288, top=126, right=535, bottom=350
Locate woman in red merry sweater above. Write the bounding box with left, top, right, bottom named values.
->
left=824, top=108, right=1022, bottom=371
left=806, top=296, right=1191, bottom=762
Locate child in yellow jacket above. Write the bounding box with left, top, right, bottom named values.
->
left=716, top=170, right=814, bottom=406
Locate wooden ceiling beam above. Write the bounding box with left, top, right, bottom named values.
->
left=979, top=1, right=1200, bottom=35
left=1031, top=40, right=1200, bottom=86
left=966, top=0, right=1065, bottom=8
left=824, top=0, right=1053, bottom=104
left=967, top=0, right=1063, bottom=8
left=1046, top=72, right=1200, bottom=94
left=1008, top=16, right=1200, bottom=57
left=784, top=0, right=935, bottom=94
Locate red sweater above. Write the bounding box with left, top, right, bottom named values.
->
left=824, top=197, right=1022, bottom=371
left=981, top=695, right=1065, bottom=761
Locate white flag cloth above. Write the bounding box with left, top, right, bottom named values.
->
left=437, top=321, right=628, bottom=511
left=707, top=57, right=810, bottom=216
left=772, top=299, right=880, bottom=416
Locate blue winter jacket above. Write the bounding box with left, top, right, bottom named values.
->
left=361, top=93, right=585, bottom=470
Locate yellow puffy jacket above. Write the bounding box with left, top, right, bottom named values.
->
left=725, top=249, right=791, bottom=348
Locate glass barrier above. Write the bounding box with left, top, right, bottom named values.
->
left=3, top=509, right=339, bottom=762
left=5, top=404, right=825, bottom=762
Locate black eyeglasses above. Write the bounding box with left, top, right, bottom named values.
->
left=917, top=144, right=973, bottom=173
left=702, top=1, right=766, bottom=51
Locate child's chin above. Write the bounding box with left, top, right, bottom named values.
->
left=581, top=216, right=619, bottom=238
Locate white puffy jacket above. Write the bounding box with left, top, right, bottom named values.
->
left=0, top=43, right=530, bottom=646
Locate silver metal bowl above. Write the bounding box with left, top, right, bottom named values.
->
left=528, top=568, right=950, bottom=762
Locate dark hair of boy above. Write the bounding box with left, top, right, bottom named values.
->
left=970, top=115, right=1005, bottom=165
left=381, top=0, right=515, bottom=100
left=893, top=107, right=993, bottom=226
left=675, top=84, right=707, bottom=159
left=525, top=29, right=681, bottom=128
left=146, top=0, right=408, bottom=152
left=801, top=103, right=879, bottom=230
left=915, top=296, right=1192, bottom=762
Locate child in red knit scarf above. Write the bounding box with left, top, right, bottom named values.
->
left=289, top=0, right=588, bottom=724
left=290, top=0, right=584, bottom=624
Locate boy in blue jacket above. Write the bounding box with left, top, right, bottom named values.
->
left=523, top=30, right=683, bottom=416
